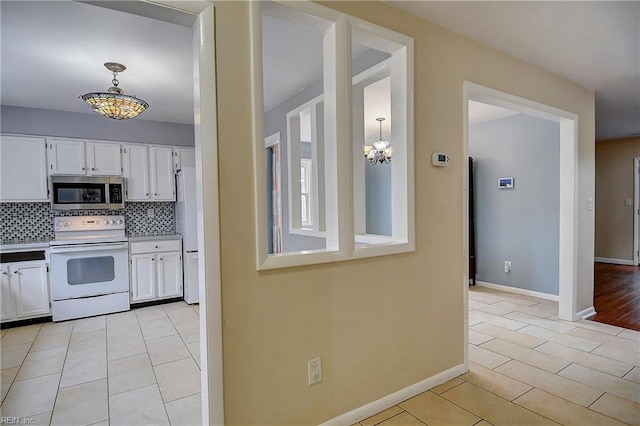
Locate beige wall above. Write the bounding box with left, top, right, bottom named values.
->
left=595, top=137, right=640, bottom=261
left=211, top=1, right=595, bottom=423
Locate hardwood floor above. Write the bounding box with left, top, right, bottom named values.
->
left=590, top=262, right=640, bottom=331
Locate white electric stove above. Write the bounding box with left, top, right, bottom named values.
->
left=49, top=215, right=130, bottom=321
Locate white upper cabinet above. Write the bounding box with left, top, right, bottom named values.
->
left=174, top=147, right=196, bottom=170
left=49, top=139, right=122, bottom=176
left=123, top=145, right=175, bottom=202
left=0, top=135, right=48, bottom=202
left=86, top=142, right=122, bottom=176
left=123, top=144, right=151, bottom=201
left=48, top=138, right=86, bottom=175
left=150, top=147, right=175, bottom=201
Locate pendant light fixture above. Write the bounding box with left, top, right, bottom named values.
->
left=364, top=117, right=392, bottom=165
left=80, top=62, right=149, bottom=120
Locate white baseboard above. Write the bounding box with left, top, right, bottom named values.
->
left=594, top=257, right=635, bottom=266
left=320, top=363, right=467, bottom=426
left=577, top=306, right=596, bottom=319
left=475, top=281, right=559, bottom=302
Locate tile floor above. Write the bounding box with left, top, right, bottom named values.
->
left=2, top=288, right=639, bottom=425
left=358, top=287, right=640, bottom=426
left=0, top=302, right=201, bottom=425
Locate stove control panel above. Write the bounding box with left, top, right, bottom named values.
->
left=54, top=215, right=125, bottom=232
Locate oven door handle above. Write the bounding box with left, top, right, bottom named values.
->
left=50, top=242, right=129, bottom=254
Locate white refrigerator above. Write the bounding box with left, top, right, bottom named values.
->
left=175, top=166, right=199, bottom=304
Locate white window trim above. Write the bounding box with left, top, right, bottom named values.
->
left=350, top=16, right=415, bottom=258
left=252, top=1, right=414, bottom=270
left=286, top=94, right=325, bottom=238
left=265, top=132, right=280, bottom=148
left=300, top=158, right=313, bottom=228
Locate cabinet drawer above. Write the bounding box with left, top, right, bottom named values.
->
left=130, top=240, right=181, bottom=254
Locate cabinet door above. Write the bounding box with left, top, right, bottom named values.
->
left=0, top=265, right=15, bottom=322
left=48, top=139, right=86, bottom=175
left=157, top=252, right=183, bottom=299
left=0, top=136, right=48, bottom=202
left=150, top=147, right=175, bottom=201
left=87, top=142, right=122, bottom=176
left=175, top=148, right=196, bottom=170
left=12, top=263, right=50, bottom=318
left=131, top=254, right=156, bottom=302
left=123, top=145, right=150, bottom=201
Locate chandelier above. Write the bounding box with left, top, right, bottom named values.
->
left=364, top=117, right=392, bottom=165
left=80, top=62, right=149, bottom=120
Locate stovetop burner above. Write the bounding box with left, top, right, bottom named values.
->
left=53, top=215, right=125, bottom=245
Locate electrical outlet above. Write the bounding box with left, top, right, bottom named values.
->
left=308, top=357, right=322, bottom=385
left=625, top=198, right=632, bottom=206
left=504, top=260, right=512, bottom=273
left=147, top=208, right=155, bottom=218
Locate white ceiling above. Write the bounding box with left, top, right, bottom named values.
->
left=1, top=1, right=194, bottom=124
left=388, top=1, right=640, bottom=141
left=262, top=12, right=369, bottom=112
left=468, top=101, right=519, bottom=126
left=4, top=1, right=637, bottom=139
left=262, top=14, right=324, bottom=112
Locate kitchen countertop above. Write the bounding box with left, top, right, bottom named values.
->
left=127, top=234, right=183, bottom=242
left=0, top=241, right=50, bottom=252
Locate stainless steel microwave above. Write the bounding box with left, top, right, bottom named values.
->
left=50, top=176, right=124, bottom=211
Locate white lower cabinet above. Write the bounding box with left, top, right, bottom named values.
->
left=0, top=261, right=50, bottom=323
left=157, top=252, right=182, bottom=298
left=130, top=239, right=183, bottom=304
left=131, top=254, right=156, bottom=302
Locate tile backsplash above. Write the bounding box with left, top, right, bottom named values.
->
left=0, top=202, right=174, bottom=244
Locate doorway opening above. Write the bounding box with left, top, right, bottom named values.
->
left=463, top=82, right=580, bottom=364
left=114, top=2, right=223, bottom=423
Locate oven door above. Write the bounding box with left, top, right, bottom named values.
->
left=50, top=242, right=129, bottom=300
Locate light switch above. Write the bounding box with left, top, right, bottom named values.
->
left=587, top=197, right=593, bottom=211
left=625, top=198, right=632, bottom=206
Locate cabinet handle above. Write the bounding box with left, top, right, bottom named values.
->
left=1, top=271, right=7, bottom=275
left=155, top=246, right=159, bottom=249
left=159, top=257, right=163, bottom=261
left=92, top=167, right=96, bottom=171
left=82, top=167, right=86, bottom=170
left=151, top=258, right=155, bottom=261
left=146, top=193, right=149, bottom=196
left=154, top=193, right=158, bottom=196
left=13, top=270, right=19, bottom=275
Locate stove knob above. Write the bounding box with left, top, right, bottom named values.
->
left=111, top=219, right=117, bottom=225
left=56, top=220, right=65, bottom=227
left=117, top=219, right=124, bottom=225
left=65, top=220, right=71, bottom=227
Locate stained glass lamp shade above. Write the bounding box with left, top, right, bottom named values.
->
left=81, top=62, right=149, bottom=120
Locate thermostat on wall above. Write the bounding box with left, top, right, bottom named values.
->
left=432, top=152, right=450, bottom=167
